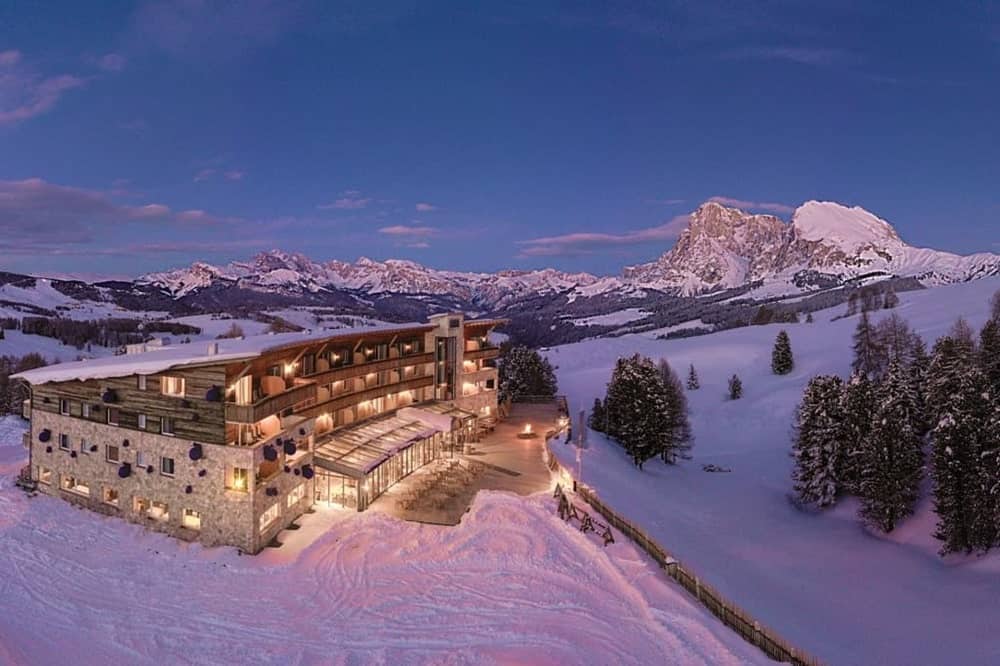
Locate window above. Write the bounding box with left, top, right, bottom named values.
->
left=79, top=438, right=89, bottom=454
left=161, top=417, right=175, bottom=436
left=61, top=475, right=89, bottom=496
left=106, top=444, right=120, bottom=463
left=37, top=466, right=52, bottom=485
left=302, top=353, right=316, bottom=376
left=137, top=375, right=147, bottom=390
left=138, top=414, right=147, bottom=430
left=59, top=433, right=70, bottom=451
left=133, top=496, right=150, bottom=514
left=160, top=376, right=185, bottom=397
left=182, top=508, right=201, bottom=530
left=266, top=365, right=282, bottom=377
left=136, top=451, right=149, bottom=468
left=82, top=403, right=90, bottom=418
left=102, top=486, right=119, bottom=507
left=259, top=503, right=280, bottom=532
left=449, top=317, right=460, bottom=328
left=59, top=399, right=70, bottom=415
left=149, top=500, right=169, bottom=522
left=160, top=456, right=175, bottom=477
left=486, top=378, right=495, bottom=390
left=229, top=467, right=249, bottom=492
left=107, top=407, right=120, bottom=426
left=287, top=483, right=306, bottom=508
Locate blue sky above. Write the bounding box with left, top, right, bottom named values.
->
left=0, top=1, right=997, bottom=278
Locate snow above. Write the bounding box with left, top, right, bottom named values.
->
left=569, top=308, right=651, bottom=327
left=0, top=416, right=762, bottom=665
left=0, top=330, right=114, bottom=364
left=791, top=200, right=899, bottom=250
left=12, top=321, right=432, bottom=385
left=547, top=276, right=1000, bottom=665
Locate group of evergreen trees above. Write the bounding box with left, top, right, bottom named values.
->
left=589, top=355, right=692, bottom=469
left=792, top=292, right=1000, bottom=554
left=0, top=353, right=47, bottom=415
left=497, top=345, right=558, bottom=404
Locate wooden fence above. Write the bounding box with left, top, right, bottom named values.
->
left=544, top=441, right=823, bottom=666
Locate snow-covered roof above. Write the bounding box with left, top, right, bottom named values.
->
left=11, top=321, right=434, bottom=386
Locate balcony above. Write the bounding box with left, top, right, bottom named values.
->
left=297, top=374, right=434, bottom=420
left=463, top=345, right=499, bottom=362
left=302, top=352, right=435, bottom=386
left=226, top=381, right=317, bottom=423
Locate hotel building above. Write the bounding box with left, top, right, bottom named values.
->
left=13, top=313, right=504, bottom=553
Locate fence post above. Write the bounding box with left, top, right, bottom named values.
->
left=753, top=621, right=761, bottom=650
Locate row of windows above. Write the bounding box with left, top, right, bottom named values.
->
left=259, top=482, right=306, bottom=532
left=40, top=469, right=204, bottom=530
left=58, top=399, right=177, bottom=435
left=56, top=434, right=176, bottom=475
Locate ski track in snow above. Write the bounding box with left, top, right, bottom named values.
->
left=549, top=276, right=1000, bottom=666
left=0, top=416, right=761, bottom=666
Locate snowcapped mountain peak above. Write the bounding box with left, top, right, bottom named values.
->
left=791, top=201, right=901, bottom=251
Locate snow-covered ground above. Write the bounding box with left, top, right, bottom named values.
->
left=0, top=330, right=113, bottom=363
left=0, top=418, right=762, bottom=666
left=548, top=277, right=1000, bottom=665
left=568, top=308, right=651, bottom=327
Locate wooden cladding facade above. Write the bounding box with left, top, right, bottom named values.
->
left=30, top=364, right=228, bottom=445
left=301, top=351, right=435, bottom=386
left=224, top=381, right=317, bottom=423
left=297, top=375, right=434, bottom=420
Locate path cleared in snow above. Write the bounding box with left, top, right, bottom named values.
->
left=0, top=419, right=762, bottom=666
left=549, top=277, right=1000, bottom=665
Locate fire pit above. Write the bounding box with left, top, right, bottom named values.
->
left=517, top=423, right=539, bottom=440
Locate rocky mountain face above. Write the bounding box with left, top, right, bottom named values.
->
left=625, top=200, right=1000, bottom=295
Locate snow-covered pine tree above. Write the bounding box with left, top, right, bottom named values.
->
left=840, top=373, right=876, bottom=495
left=883, top=286, right=900, bottom=309
left=792, top=375, right=846, bottom=507
left=602, top=357, right=631, bottom=442
left=607, top=355, right=668, bottom=468
left=979, top=318, right=1000, bottom=396
left=927, top=333, right=977, bottom=427
left=728, top=374, right=743, bottom=400
left=772, top=330, right=794, bottom=375
left=858, top=359, right=925, bottom=533
left=910, top=335, right=932, bottom=437
left=846, top=293, right=859, bottom=316
left=950, top=317, right=977, bottom=356
left=686, top=364, right=700, bottom=390
left=852, top=311, right=883, bottom=380
left=806, top=312, right=815, bottom=323
left=588, top=397, right=606, bottom=433
left=931, top=364, right=992, bottom=554
left=658, top=359, right=693, bottom=463
left=497, top=345, right=558, bottom=404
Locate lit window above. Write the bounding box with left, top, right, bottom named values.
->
left=149, top=500, right=169, bottom=522
left=259, top=503, right=280, bottom=532
left=138, top=414, right=147, bottom=430
left=59, top=399, right=70, bottom=415
left=133, top=496, right=150, bottom=514
left=160, top=376, right=185, bottom=397
left=61, top=475, right=89, bottom=496
left=161, top=417, right=175, bottom=436
left=106, top=445, right=120, bottom=463
left=229, top=467, right=249, bottom=492
left=137, top=375, right=147, bottom=390
left=107, top=407, right=120, bottom=426
left=182, top=508, right=202, bottom=530
left=102, top=486, right=119, bottom=507
left=38, top=466, right=52, bottom=485
left=82, top=404, right=90, bottom=418
left=287, top=483, right=305, bottom=508
left=160, top=457, right=175, bottom=477
left=59, top=433, right=70, bottom=451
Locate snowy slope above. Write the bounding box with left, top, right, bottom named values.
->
left=0, top=422, right=763, bottom=665
left=548, top=276, right=1000, bottom=665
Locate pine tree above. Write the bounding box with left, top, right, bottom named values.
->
left=857, top=360, right=924, bottom=533
left=588, top=397, right=606, bottom=433
left=658, top=359, right=693, bottom=463
left=602, top=355, right=669, bottom=468
left=846, top=293, right=859, bottom=317
left=792, top=375, right=846, bottom=507
left=931, top=365, right=991, bottom=554
left=806, top=312, right=814, bottom=324
left=686, top=364, right=700, bottom=390
left=840, top=373, right=876, bottom=495
left=950, top=318, right=977, bottom=356
left=991, top=290, right=1000, bottom=322
left=910, top=336, right=932, bottom=437
left=497, top=345, right=558, bottom=403
left=728, top=374, right=743, bottom=400
left=772, top=330, right=794, bottom=375
left=979, top=318, right=1000, bottom=395
left=883, top=286, right=899, bottom=309
left=851, top=311, right=882, bottom=380
left=927, top=334, right=977, bottom=427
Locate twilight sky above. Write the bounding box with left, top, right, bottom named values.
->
left=1, top=1, right=997, bottom=278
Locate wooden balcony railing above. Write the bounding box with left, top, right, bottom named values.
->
left=301, top=352, right=435, bottom=387
left=296, top=374, right=434, bottom=420
left=464, top=346, right=500, bottom=362
left=225, top=381, right=317, bottom=423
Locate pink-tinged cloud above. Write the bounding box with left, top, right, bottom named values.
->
left=318, top=190, right=371, bottom=210
left=516, top=215, right=691, bottom=257
left=415, top=202, right=437, bottom=212
left=97, top=53, right=126, bottom=72
left=708, top=196, right=795, bottom=215
left=0, top=64, right=86, bottom=125
left=0, top=50, right=22, bottom=66
left=378, top=225, right=438, bottom=237
left=0, top=178, right=239, bottom=253
left=193, top=168, right=216, bottom=182
left=224, top=170, right=245, bottom=181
